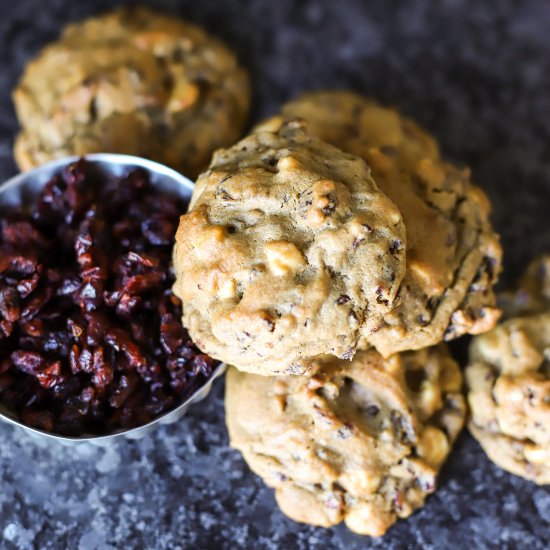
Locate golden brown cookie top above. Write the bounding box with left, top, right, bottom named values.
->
left=257, top=90, right=439, bottom=169
left=226, top=345, right=465, bottom=535
left=13, top=7, right=250, bottom=178
left=257, top=91, right=502, bottom=356
left=173, top=121, right=406, bottom=375
left=466, top=313, right=550, bottom=484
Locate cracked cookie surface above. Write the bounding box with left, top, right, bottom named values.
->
left=466, top=313, right=550, bottom=484
left=13, top=6, right=250, bottom=178
left=256, top=91, right=502, bottom=356
left=173, top=121, right=406, bottom=375
left=225, top=345, right=465, bottom=535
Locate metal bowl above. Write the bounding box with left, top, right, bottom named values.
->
left=0, top=153, right=225, bottom=446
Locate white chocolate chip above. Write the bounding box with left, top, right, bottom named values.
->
left=277, top=156, right=301, bottom=170
left=265, top=241, right=305, bottom=277
left=418, top=381, right=443, bottom=416
left=524, top=445, right=549, bottom=464
left=341, top=469, right=381, bottom=494
left=417, top=426, right=449, bottom=466
left=218, top=278, right=237, bottom=299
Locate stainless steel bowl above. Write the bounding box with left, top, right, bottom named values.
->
left=0, top=153, right=225, bottom=445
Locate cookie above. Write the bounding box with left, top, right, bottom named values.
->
left=466, top=313, right=550, bottom=484
left=173, top=121, right=406, bottom=375
left=226, top=345, right=465, bottom=535
left=498, top=255, right=550, bottom=318
left=13, top=7, right=250, bottom=178
left=256, top=91, right=502, bottom=356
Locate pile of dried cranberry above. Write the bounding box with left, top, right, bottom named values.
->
left=0, top=159, right=218, bottom=436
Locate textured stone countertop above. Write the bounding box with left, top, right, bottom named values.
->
left=0, top=0, right=549, bottom=548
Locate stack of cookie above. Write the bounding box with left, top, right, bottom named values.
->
left=172, top=93, right=503, bottom=535
left=14, top=7, right=546, bottom=537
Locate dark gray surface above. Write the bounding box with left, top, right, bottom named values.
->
left=1, top=0, right=549, bottom=548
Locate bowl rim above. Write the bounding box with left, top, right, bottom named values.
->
left=0, top=153, right=196, bottom=195
left=0, top=153, right=224, bottom=443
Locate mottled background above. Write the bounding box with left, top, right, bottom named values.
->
left=1, top=0, right=549, bottom=548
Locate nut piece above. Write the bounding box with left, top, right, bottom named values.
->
left=226, top=345, right=465, bottom=535
left=173, top=122, right=406, bottom=375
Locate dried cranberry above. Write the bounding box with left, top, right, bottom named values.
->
left=109, top=372, right=138, bottom=408
left=20, top=319, right=44, bottom=338
left=57, top=276, right=81, bottom=296
left=11, top=351, right=47, bottom=375
left=84, top=311, right=108, bottom=346
left=0, top=284, right=20, bottom=322
left=0, top=253, right=38, bottom=276
left=160, top=314, right=186, bottom=354
left=21, top=288, right=52, bottom=320
left=0, top=160, right=219, bottom=435
left=16, top=271, right=41, bottom=298
left=105, top=328, right=146, bottom=369
left=115, top=294, right=142, bottom=317
left=36, top=361, right=63, bottom=389
left=0, top=320, right=13, bottom=339
left=142, top=217, right=175, bottom=245
left=21, top=409, right=55, bottom=432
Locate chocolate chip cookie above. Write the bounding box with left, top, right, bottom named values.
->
left=13, top=7, right=250, bottom=178
left=257, top=91, right=502, bottom=356
left=226, top=345, right=465, bottom=535
left=173, top=121, right=406, bottom=375
left=466, top=312, right=550, bottom=484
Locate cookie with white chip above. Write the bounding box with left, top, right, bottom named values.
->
left=173, top=121, right=406, bottom=375
left=466, top=313, right=550, bottom=484
left=13, top=7, right=250, bottom=178
left=226, top=346, right=465, bottom=535
left=256, top=91, right=502, bottom=356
